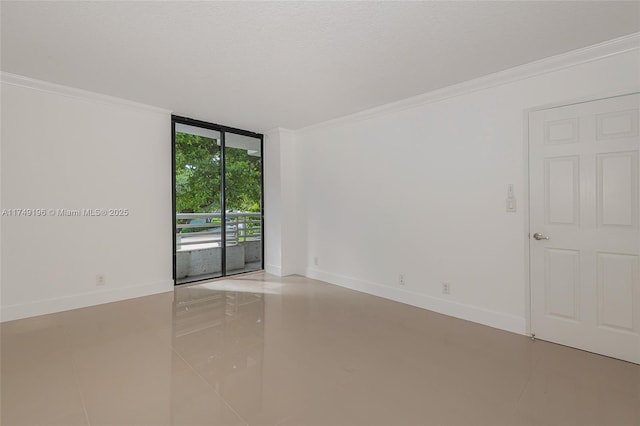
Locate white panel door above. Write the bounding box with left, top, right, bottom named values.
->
left=530, top=94, right=640, bottom=364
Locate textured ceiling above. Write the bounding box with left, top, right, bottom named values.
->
left=1, top=1, right=639, bottom=132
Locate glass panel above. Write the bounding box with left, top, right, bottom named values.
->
left=174, top=124, right=223, bottom=283
left=224, top=132, right=262, bottom=275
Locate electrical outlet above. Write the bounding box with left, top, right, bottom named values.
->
left=442, top=282, right=451, bottom=295
left=314, top=257, right=319, bottom=266
left=399, top=274, right=405, bottom=285
left=96, top=274, right=106, bottom=286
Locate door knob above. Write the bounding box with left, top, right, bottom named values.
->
left=533, top=232, right=550, bottom=240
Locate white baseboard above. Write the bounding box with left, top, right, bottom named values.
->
left=0, top=280, right=174, bottom=322
left=304, top=268, right=527, bottom=335
left=265, top=263, right=299, bottom=277
left=265, top=263, right=282, bottom=276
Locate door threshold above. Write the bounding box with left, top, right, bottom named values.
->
left=176, top=269, right=265, bottom=287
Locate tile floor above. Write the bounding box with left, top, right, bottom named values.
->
left=1, top=273, right=639, bottom=426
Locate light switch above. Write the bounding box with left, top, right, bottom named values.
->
left=506, top=184, right=516, bottom=212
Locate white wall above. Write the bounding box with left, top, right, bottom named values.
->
left=1, top=75, right=173, bottom=321
left=279, top=129, right=299, bottom=276
left=264, top=129, right=283, bottom=274
left=295, top=46, right=640, bottom=334
left=264, top=128, right=298, bottom=276
left=2, top=39, right=638, bottom=331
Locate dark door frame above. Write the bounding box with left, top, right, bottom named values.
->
left=171, top=115, right=264, bottom=285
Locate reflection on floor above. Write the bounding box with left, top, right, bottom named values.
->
left=176, top=262, right=262, bottom=285
left=2, top=273, right=639, bottom=425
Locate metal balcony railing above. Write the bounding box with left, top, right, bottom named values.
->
left=176, top=212, right=261, bottom=250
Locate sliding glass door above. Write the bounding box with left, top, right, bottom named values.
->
left=172, top=116, right=263, bottom=285
left=224, top=133, right=263, bottom=274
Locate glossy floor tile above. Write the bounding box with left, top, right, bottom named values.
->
left=2, top=273, right=639, bottom=425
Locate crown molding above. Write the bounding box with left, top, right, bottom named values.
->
left=264, top=127, right=295, bottom=136
left=299, top=32, right=640, bottom=133
left=3, top=32, right=637, bottom=128
left=0, top=72, right=172, bottom=115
